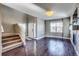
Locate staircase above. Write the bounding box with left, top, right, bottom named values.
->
left=2, top=33, right=23, bottom=53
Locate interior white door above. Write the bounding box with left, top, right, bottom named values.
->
left=28, top=22, right=34, bottom=38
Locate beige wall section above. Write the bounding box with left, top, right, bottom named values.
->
left=0, top=24, right=1, bottom=56
left=45, top=18, right=70, bottom=38
left=2, top=23, right=15, bottom=33
left=0, top=7, right=2, bottom=56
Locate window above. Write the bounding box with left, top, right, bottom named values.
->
left=50, top=21, right=63, bottom=33
left=1, top=25, right=4, bottom=32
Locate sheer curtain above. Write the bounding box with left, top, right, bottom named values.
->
left=50, top=20, right=63, bottom=33
left=1, top=25, right=4, bottom=32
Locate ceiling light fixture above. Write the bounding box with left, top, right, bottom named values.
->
left=46, top=10, right=54, bottom=16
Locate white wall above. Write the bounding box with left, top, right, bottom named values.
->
left=27, top=15, right=37, bottom=38
left=0, top=4, right=26, bottom=24
left=0, top=4, right=27, bottom=33
left=36, top=18, right=45, bottom=39
left=63, top=18, right=70, bottom=38
left=27, top=15, right=45, bottom=39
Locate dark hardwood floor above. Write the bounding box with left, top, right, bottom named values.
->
left=2, top=37, right=77, bottom=56
left=2, top=45, right=26, bottom=56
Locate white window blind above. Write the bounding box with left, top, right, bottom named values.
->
left=50, top=20, right=63, bottom=33
left=1, top=25, right=4, bottom=32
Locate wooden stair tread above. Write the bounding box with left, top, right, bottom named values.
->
left=2, top=37, right=20, bottom=42
left=2, top=39, right=21, bottom=45
left=2, top=33, right=18, bottom=36
left=2, top=33, right=19, bottom=39
left=2, top=35, right=19, bottom=39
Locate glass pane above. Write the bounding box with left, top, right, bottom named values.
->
left=50, top=21, right=63, bottom=33
left=1, top=25, right=4, bottom=32
left=57, top=21, right=63, bottom=32
left=50, top=22, right=56, bottom=32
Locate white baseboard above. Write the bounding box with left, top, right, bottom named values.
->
left=28, top=35, right=70, bottom=40
left=70, top=40, right=79, bottom=56
left=45, top=35, right=70, bottom=40
left=34, top=36, right=45, bottom=40
left=34, top=36, right=70, bottom=40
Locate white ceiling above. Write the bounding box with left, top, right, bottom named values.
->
left=2, top=3, right=76, bottom=20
